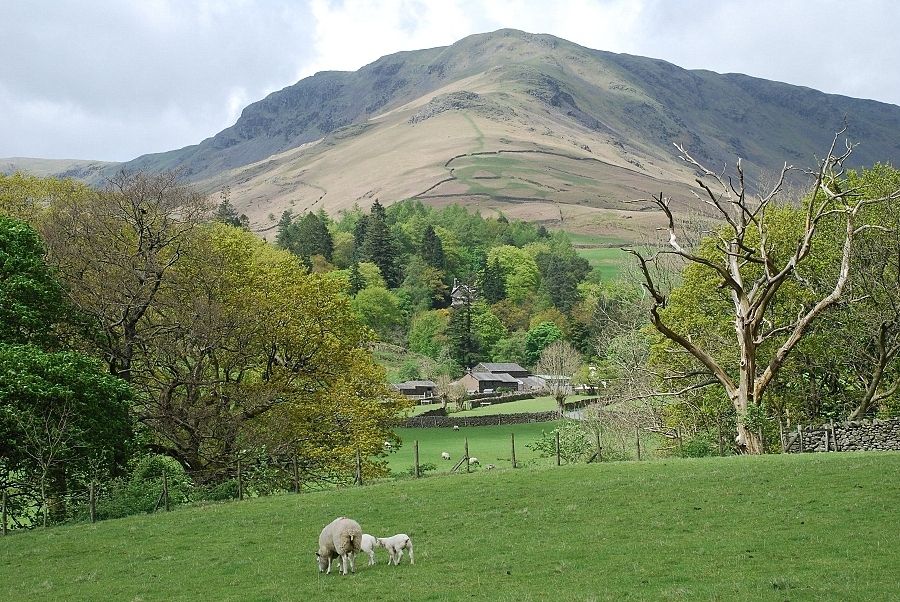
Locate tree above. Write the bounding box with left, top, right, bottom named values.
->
left=536, top=250, right=590, bottom=313
left=352, top=286, right=404, bottom=341
left=472, top=306, right=508, bottom=356
left=348, top=262, right=366, bottom=295
left=480, top=257, right=506, bottom=304
left=487, top=245, right=539, bottom=303
left=525, top=321, right=563, bottom=367
left=627, top=133, right=900, bottom=453
left=276, top=211, right=334, bottom=264
left=420, top=224, right=445, bottom=269
left=0, top=216, right=69, bottom=347
left=213, top=188, right=248, bottom=230
left=362, top=201, right=401, bottom=287
left=535, top=340, right=582, bottom=413
left=0, top=345, right=133, bottom=525
left=408, top=310, right=449, bottom=359
left=447, top=294, right=482, bottom=369
left=39, top=170, right=209, bottom=383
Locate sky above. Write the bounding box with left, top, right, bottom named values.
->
left=2, top=0, right=899, bottom=162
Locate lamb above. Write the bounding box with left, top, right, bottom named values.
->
left=468, top=457, right=479, bottom=466
left=316, top=516, right=363, bottom=575
left=441, top=451, right=451, bottom=460
left=484, top=463, right=495, bottom=470
left=360, top=534, right=379, bottom=565
left=377, top=533, right=414, bottom=565
left=452, top=425, right=460, bottom=431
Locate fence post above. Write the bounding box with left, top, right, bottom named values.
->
left=596, top=429, right=602, bottom=462
left=779, top=420, right=786, bottom=452
left=355, top=448, right=363, bottom=486
left=511, top=433, right=517, bottom=469
left=830, top=421, right=836, bottom=451
left=556, top=431, right=561, bottom=466
left=292, top=456, right=300, bottom=494
left=717, top=414, right=724, bottom=456
left=464, top=438, right=470, bottom=473
left=2, top=488, right=6, bottom=536
left=237, top=458, right=244, bottom=500
left=635, top=426, right=642, bottom=461
left=676, top=427, right=683, bottom=456
left=758, top=424, right=765, bottom=454
left=89, top=481, right=96, bottom=524
left=414, top=440, right=420, bottom=478
left=798, top=425, right=804, bottom=453
left=162, top=472, right=170, bottom=512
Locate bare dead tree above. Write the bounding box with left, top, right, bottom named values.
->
left=535, top=340, right=582, bottom=413
left=626, top=131, right=900, bottom=453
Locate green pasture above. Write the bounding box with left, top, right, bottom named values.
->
left=387, top=422, right=563, bottom=475
left=454, top=395, right=593, bottom=416
left=2, top=453, right=898, bottom=601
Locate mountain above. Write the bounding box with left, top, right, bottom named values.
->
left=6, top=30, right=900, bottom=240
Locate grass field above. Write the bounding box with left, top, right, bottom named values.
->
left=2, top=453, right=898, bottom=601
left=387, top=422, right=564, bottom=475
left=453, top=395, right=593, bottom=416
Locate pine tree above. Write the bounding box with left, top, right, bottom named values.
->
left=447, top=300, right=482, bottom=369
left=480, top=257, right=506, bottom=304
left=362, top=201, right=401, bottom=287
left=420, top=224, right=445, bottom=269
left=349, top=262, right=366, bottom=295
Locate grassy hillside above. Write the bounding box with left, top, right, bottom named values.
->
left=2, top=453, right=897, bottom=601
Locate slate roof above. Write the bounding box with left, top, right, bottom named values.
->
left=469, top=372, right=520, bottom=383
left=475, top=362, right=528, bottom=374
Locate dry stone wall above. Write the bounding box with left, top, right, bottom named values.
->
left=785, top=418, right=900, bottom=452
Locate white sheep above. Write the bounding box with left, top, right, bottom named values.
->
left=360, top=534, right=379, bottom=566
left=484, top=463, right=495, bottom=470
left=383, top=441, right=393, bottom=450
left=377, top=533, right=414, bottom=565
left=452, top=425, right=460, bottom=431
left=441, top=451, right=451, bottom=460
left=468, top=457, right=479, bottom=466
left=316, top=516, right=362, bottom=575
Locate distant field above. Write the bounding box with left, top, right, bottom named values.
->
left=453, top=395, right=592, bottom=416
left=388, top=422, right=561, bottom=474
left=562, top=230, right=632, bottom=281
left=3, top=453, right=898, bottom=601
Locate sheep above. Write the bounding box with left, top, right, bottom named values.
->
left=452, top=425, right=460, bottom=431
left=316, top=516, right=362, bottom=575
left=468, top=457, right=479, bottom=466
left=383, top=441, right=393, bottom=450
left=441, top=451, right=451, bottom=460
left=377, top=533, right=414, bottom=565
left=360, top=534, right=379, bottom=566
left=484, top=463, right=495, bottom=470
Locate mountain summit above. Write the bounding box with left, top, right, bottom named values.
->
left=9, top=30, right=900, bottom=237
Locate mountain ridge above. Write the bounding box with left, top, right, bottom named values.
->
left=4, top=29, right=900, bottom=240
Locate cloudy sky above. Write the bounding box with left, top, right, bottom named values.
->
left=3, top=0, right=898, bottom=161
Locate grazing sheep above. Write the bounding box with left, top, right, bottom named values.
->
left=468, top=457, right=479, bottom=466
left=316, top=516, right=362, bottom=575
left=383, top=441, right=393, bottom=450
left=484, top=463, right=495, bottom=470
left=441, top=451, right=451, bottom=460
left=377, top=534, right=414, bottom=565
left=360, top=534, right=379, bottom=566
left=452, top=425, right=460, bottom=431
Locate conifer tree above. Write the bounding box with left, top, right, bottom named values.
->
left=420, top=224, right=445, bottom=269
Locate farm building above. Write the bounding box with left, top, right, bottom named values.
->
left=456, top=371, right=521, bottom=394
left=473, top=362, right=531, bottom=379
left=393, top=380, right=437, bottom=399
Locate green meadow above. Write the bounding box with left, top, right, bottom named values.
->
left=3, top=453, right=897, bottom=601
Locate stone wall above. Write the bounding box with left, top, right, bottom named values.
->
left=403, top=398, right=599, bottom=428
left=404, top=411, right=561, bottom=428
left=785, top=418, right=900, bottom=452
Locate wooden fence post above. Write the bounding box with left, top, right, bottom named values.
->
left=717, top=414, right=724, bottom=456
left=596, top=429, right=602, bottom=462
left=830, top=421, right=836, bottom=451
left=292, top=456, right=300, bottom=494
left=414, top=440, right=420, bottom=478
left=635, top=426, right=642, bottom=461
left=798, top=425, right=804, bottom=453
left=355, top=448, right=363, bottom=486
left=676, top=427, right=683, bottom=456
left=237, top=458, right=244, bottom=500
left=511, top=433, right=517, bottom=469
left=556, top=431, right=561, bottom=466
left=163, top=472, right=170, bottom=512
left=464, top=438, right=470, bottom=473
left=89, top=481, right=96, bottom=524
left=2, top=488, right=6, bottom=536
